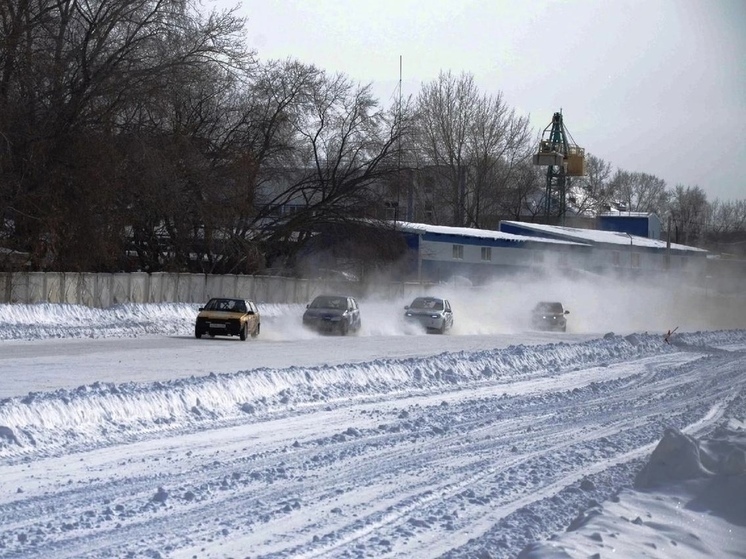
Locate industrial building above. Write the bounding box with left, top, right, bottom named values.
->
left=499, top=220, right=707, bottom=278
left=394, top=217, right=707, bottom=285
left=395, top=221, right=589, bottom=284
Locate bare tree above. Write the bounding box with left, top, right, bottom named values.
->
left=705, top=198, right=746, bottom=255
left=412, top=70, right=531, bottom=228
left=708, top=199, right=746, bottom=235
left=230, top=67, right=409, bottom=270
left=497, top=160, right=544, bottom=221
left=0, top=0, right=252, bottom=271
left=463, top=92, right=533, bottom=227
left=569, top=153, right=613, bottom=215
left=608, top=170, right=668, bottom=215
left=667, top=184, right=709, bottom=246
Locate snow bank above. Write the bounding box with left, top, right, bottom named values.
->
left=2, top=323, right=745, bottom=460
left=0, top=302, right=297, bottom=340
left=519, top=423, right=746, bottom=558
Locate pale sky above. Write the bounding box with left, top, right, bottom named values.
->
left=213, top=0, right=745, bottom=202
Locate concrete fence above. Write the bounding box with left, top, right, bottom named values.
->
left=0, top=272, right=431, bottom=307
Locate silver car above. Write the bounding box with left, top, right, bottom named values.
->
left=404, top=296, right=454, bottom=334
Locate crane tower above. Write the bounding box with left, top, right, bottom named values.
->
left=532, top=111, right=586, bottom=220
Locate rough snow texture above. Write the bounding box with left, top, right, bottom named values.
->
left=0, top=303, right=744, bottom=558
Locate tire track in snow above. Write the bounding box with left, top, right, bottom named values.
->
left=1, top=341, right=745, bottom=558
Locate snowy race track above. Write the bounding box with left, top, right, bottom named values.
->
left=0, top=303, right=745, bottom=558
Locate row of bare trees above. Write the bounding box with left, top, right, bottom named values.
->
left=574, top=154, right=746, bottom=249
left=0, top=0, right=410, bottom=274
left=1, top=1, right=743, bottom=274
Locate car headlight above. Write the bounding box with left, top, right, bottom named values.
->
left=405, top=312, right=413, bottom=317
left=431, top=314, right=440, bottom=319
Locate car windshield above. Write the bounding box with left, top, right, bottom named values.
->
left=535, top=302, right=563, bottom=313
left=309, top=296, right=346, bottom=309
left=410, top=298, right=444, bottom=311
left=205, top=298, right=244, bottom=312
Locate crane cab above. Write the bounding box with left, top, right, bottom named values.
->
left=565, top=145, right=586, bottom=176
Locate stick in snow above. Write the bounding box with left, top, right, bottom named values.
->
left=664, top=326, right=679, bottom=344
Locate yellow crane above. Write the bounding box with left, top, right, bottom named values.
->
left=533, top=111, right=586, bottom=219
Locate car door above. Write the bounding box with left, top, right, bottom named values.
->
left=247, top=300, right=258, bottom=330
left=444, top=300, right=454, bottom=329
left=348, top=297, right=361, bottom=329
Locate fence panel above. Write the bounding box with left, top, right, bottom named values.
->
left=0, top=273, right=8, bottom=303
left=0, top=272, right=388, bottom=307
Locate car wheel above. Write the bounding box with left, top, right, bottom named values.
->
left=561, top=325, right=567, bottom=333
left=251, top=323, right=260, bottom=338
left=195, top=328, right=202, bottom=339
left=438, top=322, right=446, bottom=335
left=339, top=321, right=349, bottom=336
left=239, top=325, right=247, bottom=341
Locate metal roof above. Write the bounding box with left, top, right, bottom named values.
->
left=393, top=221, right=587, bottom=247
left=499, top=221, right=707, bottom=253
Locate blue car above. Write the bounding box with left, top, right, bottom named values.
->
left=303, top=295, right=362, bottom=335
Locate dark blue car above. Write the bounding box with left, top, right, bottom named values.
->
left=303, top=295, right=362, bottom=335
left=531, top=301, right=569, bottom=332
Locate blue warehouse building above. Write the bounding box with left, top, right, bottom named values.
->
left=394, top=221, right=590, bottom=284
left=391, top=218, right=708, bottom=285
left=499, top=220, right=707, bottom=279
left=597, top=212, right=662, bottom=240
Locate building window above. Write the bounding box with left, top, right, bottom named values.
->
left=631, top=253, right=641, bottom=268
left=384, top=201, right=398, bottom=220
left=612, top=251, right=621, bottom=266
left=452, top=245, right=463, bottom=259
left=481, top=247, right=491, bottom=261
left=423, top=202, right=434, bottom=223
left=423, top=176, right=434, bottom=195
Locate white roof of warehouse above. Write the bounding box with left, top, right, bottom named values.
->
left=394, top=221, right=587, bottom=246
left=598, top=211, right=658, bottom=218
left=500, top=221, right=707, bottom=253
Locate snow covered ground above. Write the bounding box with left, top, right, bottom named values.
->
left=0, top=299, right=745, bottom=558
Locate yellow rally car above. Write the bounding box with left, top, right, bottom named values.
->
left=194, top=298, right=260, bottom=341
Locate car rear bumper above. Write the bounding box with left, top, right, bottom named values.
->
left=303, top=317, right=345, bottom=332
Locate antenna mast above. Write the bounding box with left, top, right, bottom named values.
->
left=396, top=55, right=403, bottom=221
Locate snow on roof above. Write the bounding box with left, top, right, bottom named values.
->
left=599, top=211, right=659, bottom=218
left=393, top=221, right=588, bottom=247
left=500, top=220, right=707, bottom=253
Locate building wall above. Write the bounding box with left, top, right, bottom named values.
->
left=586, top=247, right=706, bottom=279
left=597, top=214, right=662, bottom=239
left=411, top=229, right=706, bottom=285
